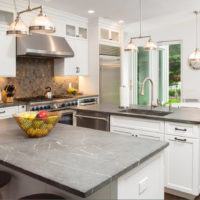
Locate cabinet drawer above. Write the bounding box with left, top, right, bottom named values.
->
left=165, top=122, right=199, bottom=138
left=110, top=115, right=164, bottom=133
left=138, top=130, right=164, bottom=141
left=0, top=106, right=19, bottom=119
left=110, top=126, right=133, bottom=136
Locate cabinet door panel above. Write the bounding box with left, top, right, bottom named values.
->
left=65, top=37, right=77, bottom=75
left=0, top=31, right=16, bottom=77
left=76, top=39, right=88, bottom=75
left=165, top=135, right=199, bottom=195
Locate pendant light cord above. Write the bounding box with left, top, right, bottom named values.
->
left=139, top=0, right=142, bottom=37
left=196, top=11, right=199, bottom=50
left=13, top=0, right=18, bottom=14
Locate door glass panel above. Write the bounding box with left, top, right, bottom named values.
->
left=79, top=27, right=87, bottom=39
left=101, top=29, right=109, bottom=40
left=137, top=47, right=150, bottom=105
left=111, top=31, right=119, bottom=42
left=66, top=25, right=76, bottom=37
left=159, top=49, right=164, bottom=102
left=0, top=10, right=13, bottom=25
left=158, top=43, right=181, bottom=105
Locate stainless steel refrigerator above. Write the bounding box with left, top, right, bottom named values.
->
left=99, top=45, right=120, bottom=103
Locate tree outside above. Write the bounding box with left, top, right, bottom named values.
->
left=168, top=44, right=181, bottom=103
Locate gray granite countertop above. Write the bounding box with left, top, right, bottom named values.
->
left=72, top=103, right=200, bottom=124
left=0, top=119, right=168, bottom=198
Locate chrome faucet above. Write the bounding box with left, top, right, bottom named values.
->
left=140, top=77, right=158, bottom=110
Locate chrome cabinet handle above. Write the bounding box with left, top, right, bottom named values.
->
left=75, top=114, right=108, bottom=121
left=174, top=137, right=187, bottom=142
left=175, top=128, right=187, bottom=132
left=0, top=111, right=6, bottom=114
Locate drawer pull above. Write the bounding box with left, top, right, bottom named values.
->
left=174, top=137, right=187, bottom=142
left=0, top=111, right=6, bottom=114
left=175, top=128, right=187, bottom=132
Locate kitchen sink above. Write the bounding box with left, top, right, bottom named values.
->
left=119, top=109, right=171, bottom=116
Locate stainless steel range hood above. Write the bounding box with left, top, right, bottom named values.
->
left=17, top=33, right=74, bottom=58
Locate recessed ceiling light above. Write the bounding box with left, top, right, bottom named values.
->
left=88, top=10, right=95, bottom=14
left=118, top=20, right=125, bottom=24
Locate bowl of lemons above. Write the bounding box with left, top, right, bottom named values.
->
left=13, top=111, right=61, bottom=138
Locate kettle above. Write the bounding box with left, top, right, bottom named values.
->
left=44, top=87, right=52, bottom=99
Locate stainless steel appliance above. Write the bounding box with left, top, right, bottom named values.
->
left=15, top=95, right=98, bottom=126
left=99, top=45, right=120, bottom=104
left=75, top=110, right=110, bottom=131
left=17, top=33, right=74, bottom=58
left=78, top=96, right=98, bottom=106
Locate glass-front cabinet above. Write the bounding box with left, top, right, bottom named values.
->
left=66, top=24, right=87, bottom=39
left=100, top=28, right=120, bottom=43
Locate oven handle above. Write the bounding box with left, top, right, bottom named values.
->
left=75, top=114, right=109, bottom=122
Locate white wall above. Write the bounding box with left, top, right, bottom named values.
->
left=124, top=15, right=200, bottom=100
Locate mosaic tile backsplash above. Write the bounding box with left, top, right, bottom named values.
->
left=0, top=57, right=79, bottom=98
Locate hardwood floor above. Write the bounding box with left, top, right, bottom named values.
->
left=165, top=193, right=200, bottom=200
left=165, top=193, right=187, bottom=200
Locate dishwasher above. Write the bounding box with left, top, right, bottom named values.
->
left=75, top=110, right=110, bottom=131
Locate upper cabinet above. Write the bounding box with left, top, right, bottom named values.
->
left=98, top=18, right=121, bottom=46
left=54, top=37, right=88, bottom=76
left=100, top=28, right=120, bottom=43
left=66, top=24, right=88, bottom=39
left=0, top=10, right=16, bottom=77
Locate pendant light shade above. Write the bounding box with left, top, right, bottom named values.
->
left=143, top=38, right=157, bottom=51
left=29, top=10, right=55, bottom=34
left=7, top=17, right=29, bottom=37
left=189, top=48, right=200, bottom=69
left=189, top=11, right=200, bottom=70
left=125, top=40, right=138, bottom=52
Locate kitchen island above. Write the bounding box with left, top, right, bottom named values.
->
left=0, top=119, right=168, bottom=199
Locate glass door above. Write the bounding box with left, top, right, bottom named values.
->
left=137, top=47, right=150, bottom=105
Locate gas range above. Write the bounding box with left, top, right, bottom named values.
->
left=15, top=95, right=98, bottom=112
left=15, top=95, right=79, bottom=111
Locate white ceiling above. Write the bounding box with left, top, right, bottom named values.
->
left=36, top=0, right=200, bottom=24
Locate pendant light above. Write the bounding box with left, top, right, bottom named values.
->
left=189, top=11, right=200, bottom=70
left=6, top=16, right=29, bottom=37
left=125, top=39, right=138, bottom=51
left=125, top=0, right=157, bottom=52
left=7, top=0, right=55, bottom=37
left=29, top=8, right=55, bottom=34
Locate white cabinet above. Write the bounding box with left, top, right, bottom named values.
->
left=118, top=153, right=164, bottom=200
left=0, top=105, right=26, bottom=119
left=110, top=115, right=165, bottom=141
left=0, top=30, right=16, bottom=77
left=100, top=28, right=120, bottom=44
left=165, top=122, right=200, bottom=197
left=110, top=115, right=165, bottom=134
left=165, top=134, right=199, bottom=196
left=66, top=24, right=87, bottom=39
left=54, top=37, right=88, bottom=76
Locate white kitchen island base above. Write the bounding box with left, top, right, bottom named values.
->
left=0, top=152, right=164, bottom=200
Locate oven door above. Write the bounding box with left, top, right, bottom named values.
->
left=54, top=110, right=75, bottom=126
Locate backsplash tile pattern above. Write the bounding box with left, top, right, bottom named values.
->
left=0, top=57, right=78, bottom=98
